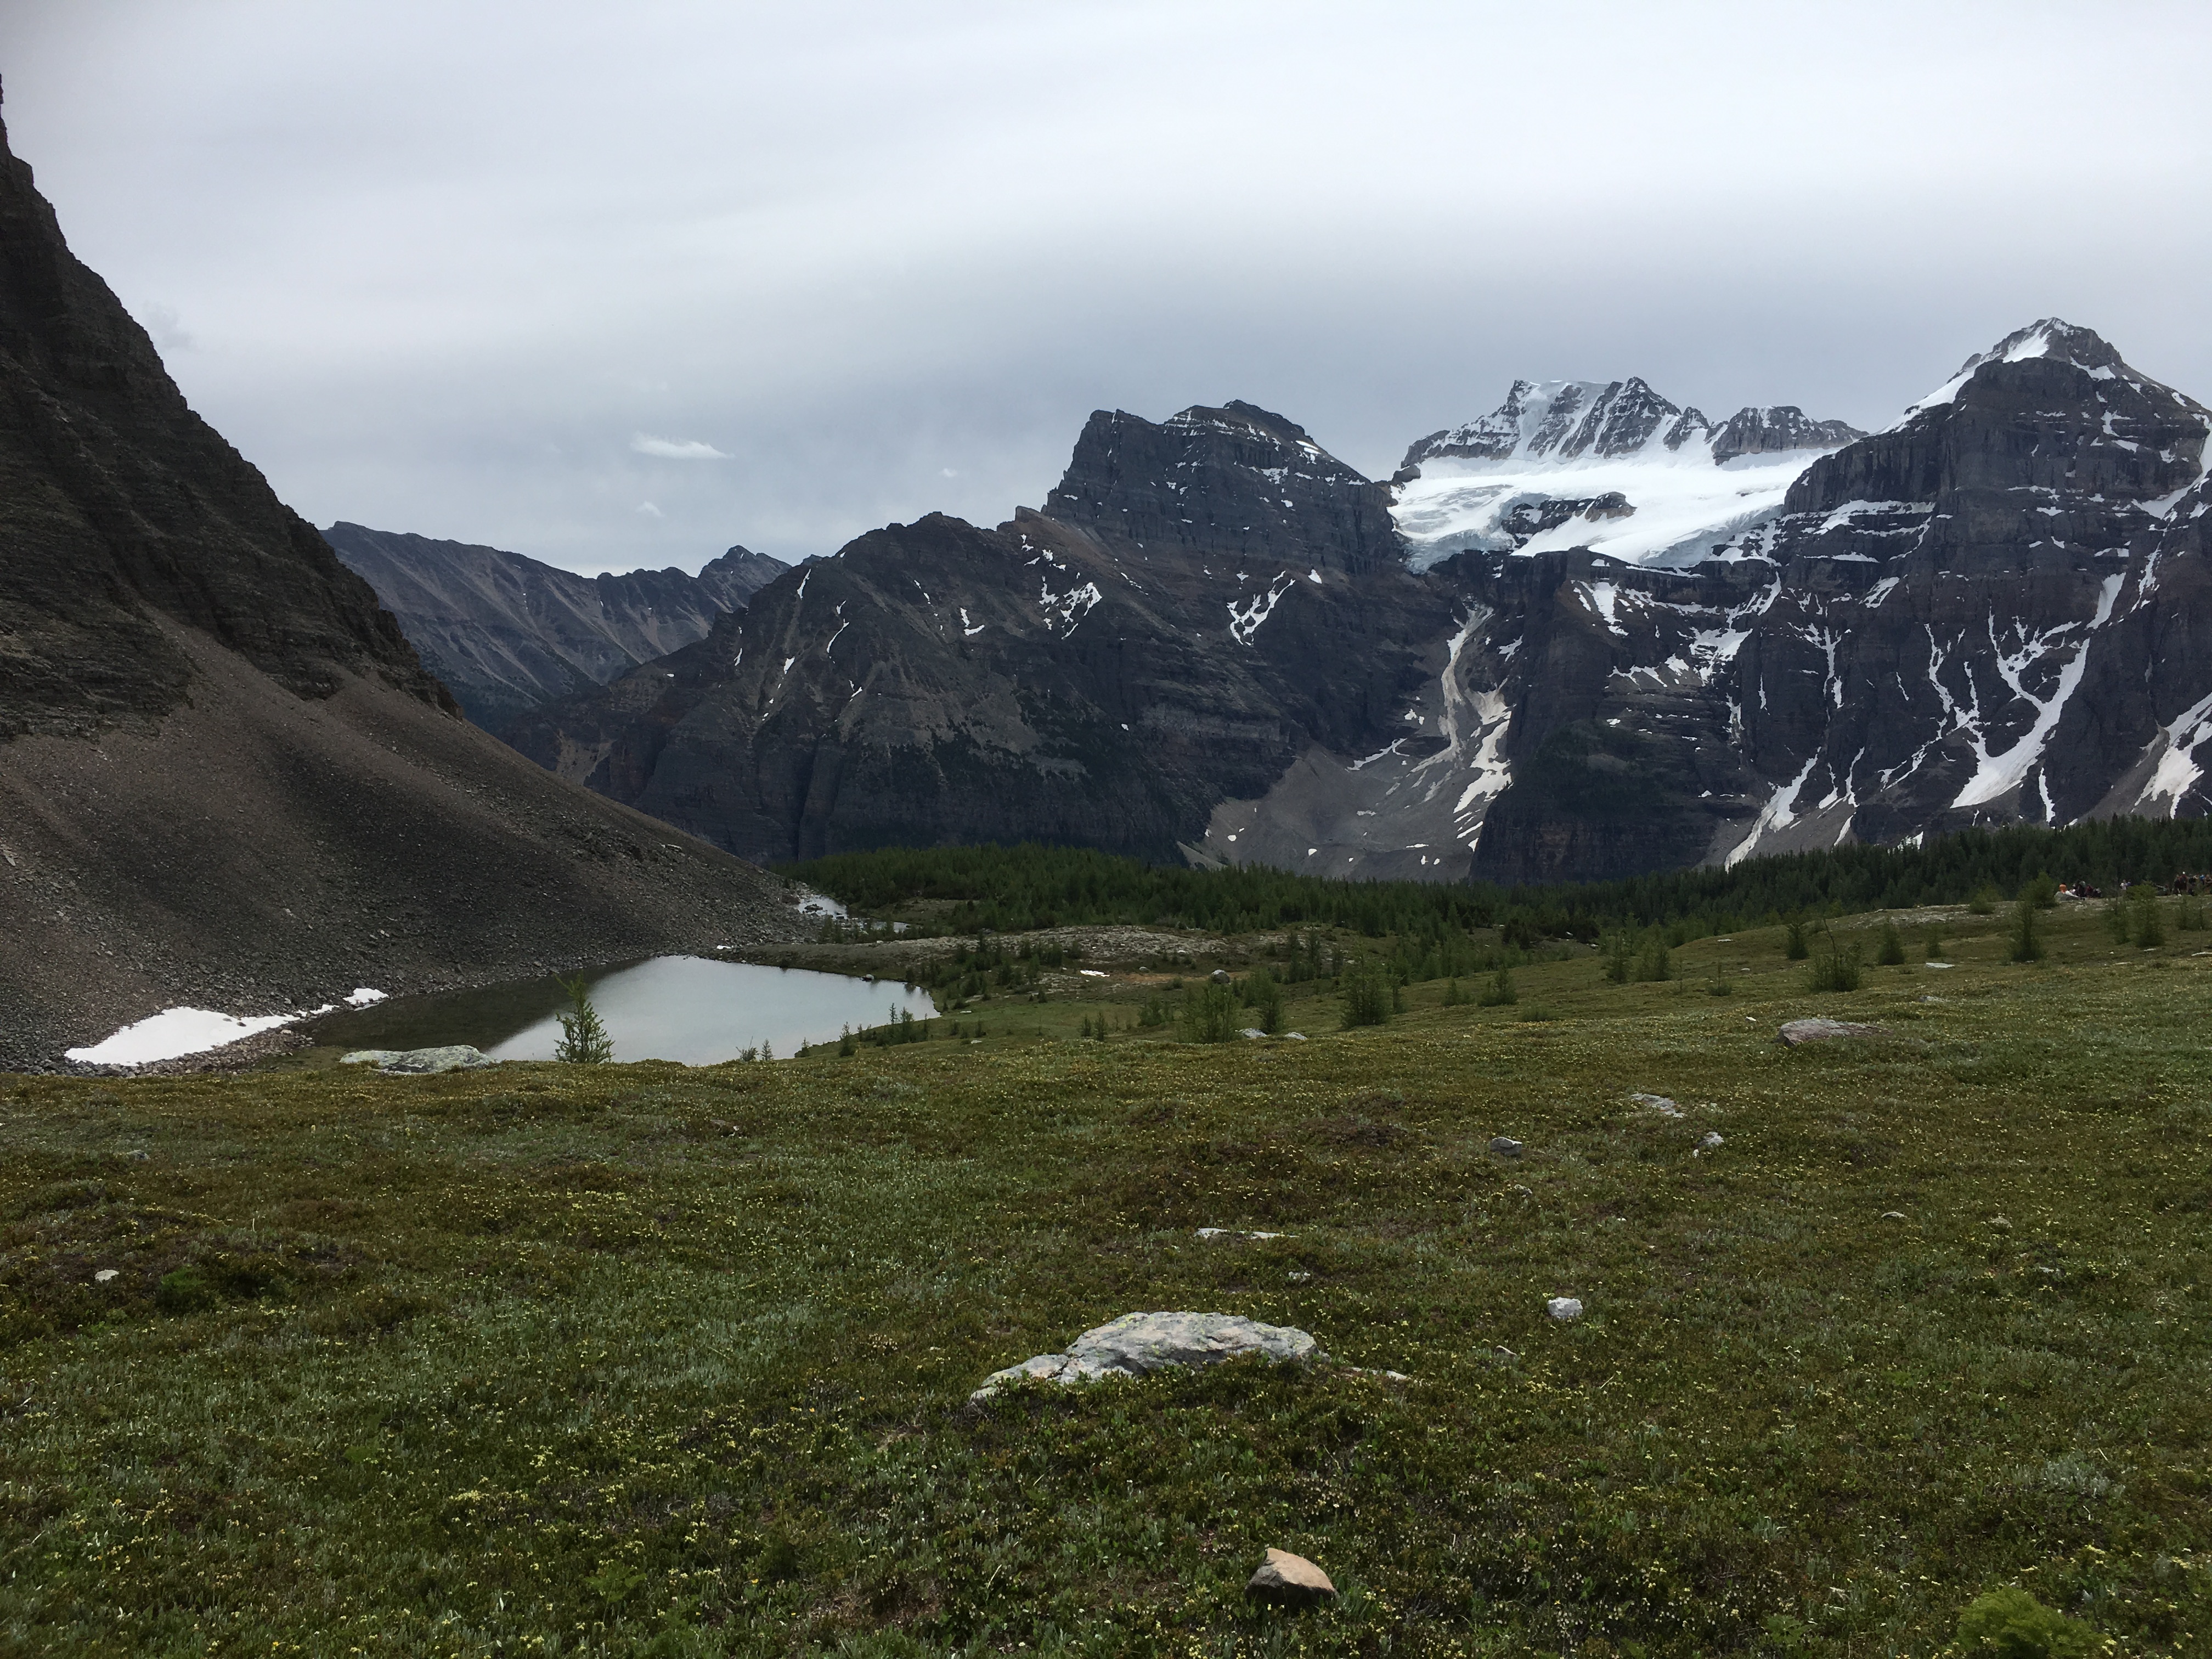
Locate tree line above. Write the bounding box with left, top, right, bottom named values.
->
left=785, top=816, right=2212, bottom=941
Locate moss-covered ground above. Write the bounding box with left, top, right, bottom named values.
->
left=3, top=903, right=2208, bottom=1655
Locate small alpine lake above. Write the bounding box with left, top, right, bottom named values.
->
left=303, top=954, right=936, bottom=1066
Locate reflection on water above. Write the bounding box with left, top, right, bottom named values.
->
left=304, top=956, right=936, bottom=1066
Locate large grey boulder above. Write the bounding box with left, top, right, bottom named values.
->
left=971, top=1311, right=1322, bottom=1402
left=340, top=1045, right=500, bottom=1074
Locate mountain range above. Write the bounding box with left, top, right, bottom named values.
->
left=0, top=97, right=802, bottom=1069
left=498, top=325, right=2210, bottom=883
left=323, top=523, right=787, bottom=732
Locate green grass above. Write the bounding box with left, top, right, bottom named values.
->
left=4, top=904, right=2210, bottom=1655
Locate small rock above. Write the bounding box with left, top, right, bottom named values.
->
left=1629, top=1093, right=1683, bottom=1118
left=1489, top=1136, right=1525, bottom=1158
left=1283, top=1031, right=1306, bottom=1041
left=1777, top=1018, right=1885, bottom=1047
left=1881, top=1210, right=1908, bottom=1221
left=92, top=1268, right=118, bottom=1284
left=1210, top=969, right=1232, bottom=984
left=340, top=1046, right=500, bottom=1074
left=972, top=1311, right=1322, bottom=1402
left=1195, top=1228, right=1288, bottom=1241
left=1246, top=1547, right=1336, bottom=1606
left=1988, top=1215, right=2012, bottom=1231
left=1700, top=1131, right=1724, bottom=1149
left=1240, top=1028, right=1269, bottom=1040
left=1547, top=1296, right=1583, bottom=1322
left=1287, top=1269, right=1311, bottom=1282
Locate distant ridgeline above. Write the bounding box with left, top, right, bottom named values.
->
left=788, top=817, right=2212, bottom=940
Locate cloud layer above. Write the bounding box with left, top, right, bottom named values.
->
left=5, top=1, right=2209, bottom=573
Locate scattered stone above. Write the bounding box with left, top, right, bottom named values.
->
left=1776, top=1018, right=1884, bottom=1047
left=1925, top=961, right=1955, bottom=970
left=1628, top=1093, right=1682, bottom=1118
left=1547, top=1296, right=1583, bottom=1322
left=1489, top=1136, right=1525, bottom=1158
left=1881, top=1211, right=1908, bottom=1221
left=1195, top=1228, right=1288, bottom=1241
left=1700, top=1131, right=1724, bottom=1149
left=971, top=1311, right=1322, bottom=1402
left=1246, top=1547, right=1336, bottom=1606
left=92, top=1268, right=118, bottom=1284
left=1287, top=1269, right=1311, bottom=1282
left=339, top=1046, right=500, bottom=1074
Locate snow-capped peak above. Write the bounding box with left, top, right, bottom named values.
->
left=1402, top=376, right=1702, bottom=471
left=1391, top=375, right=1865, bottom=570
left=1897, top=318, right=2126, bottom=421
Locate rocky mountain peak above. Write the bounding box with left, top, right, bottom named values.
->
left=1402, top=376, right=1691, bottom=470
left=1710, top=405, right=1867, bottom=461
left=1791, top=320, right=2209, bottom=514
left=1040, top=400, right=1400, bottom=575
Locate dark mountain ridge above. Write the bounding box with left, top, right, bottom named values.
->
left=323, top=522, right=786, bottom=731
left=0, top=96, right=803, bottom=1069
left=516, top=320, right=2212, bottom=887
left=507, top=402, right=1452, bottom=861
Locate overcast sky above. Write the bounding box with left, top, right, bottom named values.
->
left=6, top=1, right=2210, bottom=574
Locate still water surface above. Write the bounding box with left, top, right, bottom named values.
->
left=305, top=956, right=936, bottom=1066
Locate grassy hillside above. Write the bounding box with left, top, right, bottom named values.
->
left=4, top=900, right=2208, bottom=1655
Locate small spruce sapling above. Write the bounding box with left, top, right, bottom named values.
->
left=1785, top=919, right=1810, bottom=960
left=1807, top=931, right=1864, bottom=993
left=1339, top=961, right=1391, bottom=1029
left=2009, top=899, right=2046, bottom=963
left=1925, top=929, right=1946, bottom=960
left=1876, top=920, right=1905, bottom=965
left=1478, top=964, right=1517, bottom=1007
left=552, top=976, right=614, bottom=1064
left=2130, top=883, right=2167, bottom=947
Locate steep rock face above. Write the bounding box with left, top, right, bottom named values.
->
left=509, top=405, right=1452, bottom=863
left=324, top=523, right=786, bottom=731
left=1436, top=321, right=2212, bottom=883
left=0, top=102, right=803, bottom=1066
left=0, top=136, right=439, bottom=740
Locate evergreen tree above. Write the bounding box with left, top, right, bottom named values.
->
left=552, top=976, right=614, bottom=1064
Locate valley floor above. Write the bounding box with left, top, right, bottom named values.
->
left=3, top=906, right=2207, bottom=1655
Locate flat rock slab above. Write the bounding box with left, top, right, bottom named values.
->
left=972, top=1311, right=1322, bottom=1402
left=1248, top=1547, right=1336, bottom=1606
left=1777, top=1018, right=1886, bottom=1047
left=340, top=1045, right=500, bottom=1074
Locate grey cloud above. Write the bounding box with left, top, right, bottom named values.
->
left=4, top=0, right=2209, bottom=573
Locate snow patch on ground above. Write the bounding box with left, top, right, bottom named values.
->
left=67, top=1007, right=307, bottom=1066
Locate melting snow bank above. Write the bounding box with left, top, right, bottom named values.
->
left=66, top=989, right=389, bottom=1065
